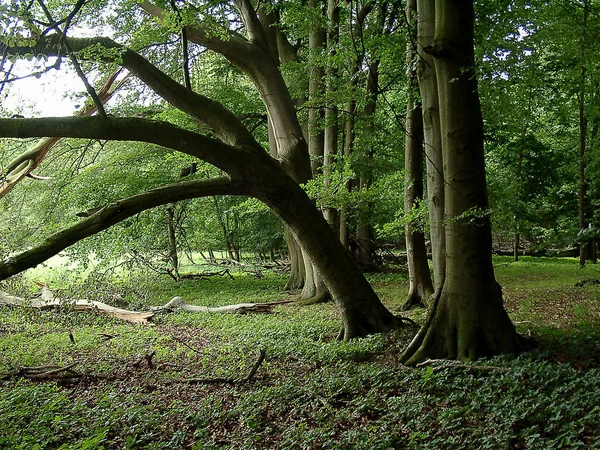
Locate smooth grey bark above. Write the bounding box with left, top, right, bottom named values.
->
left=308, top=0, right=326, bottom=176
left=287, top=0, right=330, bottom=303
left=401, top=0, right=521, bottom=363
left=416, top=0, right=445, bottom=296
left=402, top=0, right=433, bottom=311
left=340, top=58, right=360, bottom=249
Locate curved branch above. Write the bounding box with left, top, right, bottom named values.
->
left=0, top=177, right=245, bottom=280
left=0, top=116, right=254, bottom=178
left=1, top=36, right=256, bottom=148
left=139, top=1, right=311, bottom=181
left=138, top=1, right=259, bottom=74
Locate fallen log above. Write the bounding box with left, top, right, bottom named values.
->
left=0, top=287, right=293, bottom=324
left=0, top=287, right=154, bottom=325
left=151, top=296, right=289, bottom=314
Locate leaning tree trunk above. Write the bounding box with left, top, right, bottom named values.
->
left=416, top=0, right=445, bottom=298
left=401, top=0, right=521, bottom=364
left=402, top=0, right=433, bottom=311
left=249, top=155, right=404, bottom=338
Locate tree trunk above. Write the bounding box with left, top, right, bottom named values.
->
left=249, top=156, right=404, bottom=338
left=416, top=0, right=445, bottom=296
left=340, top=59, right=358, bottom=249
left=308, top=0, right=326, bottom=176
left=167, top=203, right=180, bottom=280
left=355, top=60, right=380, bottom=271
left=323, top=0, right=340, bottom=236
left=401, top=0, right=521, bottom=364
left=578, top=0, right=589, bottom=268
left=402, top=0, right=433, bottom=310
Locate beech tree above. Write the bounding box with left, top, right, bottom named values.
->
left=0, top=0, right=403, bottom=339
left=402, top=0, right=433, bottom=310
left=401, top=0, right=523, bottom=363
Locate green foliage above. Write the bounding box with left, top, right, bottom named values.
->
left=1, top=257, right=599, bottom=448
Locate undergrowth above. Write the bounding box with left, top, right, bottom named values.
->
left=0, top=256, right=599, bottom=449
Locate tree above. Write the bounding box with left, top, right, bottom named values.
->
left=415, top=0, right=445, bottom=296
left=0, top=1, right=404, bottom=339
left=401, top=0, right=522, bottom=363
left=402, top=0, right=433, bottom=310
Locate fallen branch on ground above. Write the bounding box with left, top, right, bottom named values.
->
left=0, top=286, right=294, bottom=324
left=0, top=286, right=154, bottom=324
left=151, top=296, right=292, bottom=314
left=1, top=362, right=115, bottom=382
left=181, top=349, right=266, bottom=385
left=178, top=269, right=235, bottom=280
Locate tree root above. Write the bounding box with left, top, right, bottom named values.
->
left=401, top=292, right=426, bottom=311
left=291, top=290, right=331, bottom=306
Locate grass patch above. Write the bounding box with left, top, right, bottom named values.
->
left=0, top=256, right=599, bottom=448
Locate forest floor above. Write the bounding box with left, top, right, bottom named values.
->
left=0, top=256, right=599, bottom=449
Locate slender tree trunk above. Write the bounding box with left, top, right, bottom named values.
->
left=514, top=144, right=523, bottom=262
left=167, top=203, right=180, bottom=280
left=578, top=2, right=589, bottom=267
left=356, top=60, right=380, bottom=271
left=401, top=0, right=521, bottom=364
left=323, top=0, right=340, bottom=236
left=416, top=0, right=445, bottom=296
left=402, top=0, right=433, bottom=310
left=340, top=59, right=359, bottom=249
left=308, top=0, right=326, bottom=175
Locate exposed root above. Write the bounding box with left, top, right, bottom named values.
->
left=292, top=291, right=331, bottom=306
left=337, top=311, right=407, bottom=340
left=401, top=293, right=426, bottom=311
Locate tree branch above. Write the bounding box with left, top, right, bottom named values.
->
left=138, top=1, right=259, bottom=73
left=1, top=35, right=256, bottom=148
left=0, top=116, right=253, bottom=177
left=0, top=177, right=245, bottom=280
left=234, top=0, right=273, bottom=55
left=36, top=0, right=107, bottom=119
left=0, top=69, right=126, bottom=199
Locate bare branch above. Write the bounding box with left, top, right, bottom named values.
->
left=36, top=0, right=107, bottom=118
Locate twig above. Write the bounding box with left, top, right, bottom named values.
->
left=172, top=336, right=205, bottom=356
left=99, top=333, right=119, bottom=340
left=178, top=349, right=267, bottom=385
left=20, top=362, right=80, bottom=379
left=241, top=349, right=266, bottom=382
